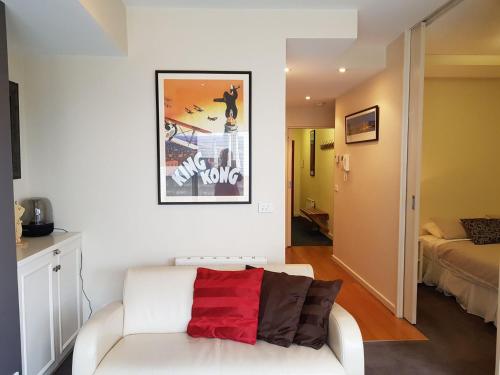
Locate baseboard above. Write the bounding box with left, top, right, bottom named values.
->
left=331, top=253, right=396, bottom=313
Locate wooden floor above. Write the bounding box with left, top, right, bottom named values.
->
left=286, top=246, right=427, bottom=342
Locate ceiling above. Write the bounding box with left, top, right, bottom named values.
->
left=426, top=0, right=500, bottom=55
left=282, top=0, right=448, bottom=106
left=286, top=39, right=385, bottom=106
left=5, top=0, right=127, bottom=55
left=7, top=0, right=449, bottom=103
left=123, top=0, right=453, bottom=105
left=124, top=0, right=448, bottom=44
left=125, top=0, right=449, bottom=106
left=426, top=0, right=500, bottom=78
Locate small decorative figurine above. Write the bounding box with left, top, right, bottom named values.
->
left=14, top=201, right=24, bottom=244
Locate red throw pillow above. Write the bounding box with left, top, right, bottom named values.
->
left=187, top=267, right=264, bottom=345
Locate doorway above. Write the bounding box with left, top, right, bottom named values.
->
left=287, top=127, right=335, bottom=247
left=401, top=0, right=499, bottom=372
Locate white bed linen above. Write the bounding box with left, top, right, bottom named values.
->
left=420, top=235, right=498, bottom=325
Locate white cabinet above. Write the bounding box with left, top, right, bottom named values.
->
left=18, top=252, right=57, bottom=375
left=17, top=233, right=82, bottom=375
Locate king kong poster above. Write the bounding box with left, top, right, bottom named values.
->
left=156, top=71, right=251, bottom=204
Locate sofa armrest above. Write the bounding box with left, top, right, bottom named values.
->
left=72, top=301, right=124, bottom=375
left=327, top=303, right=364, bottom=375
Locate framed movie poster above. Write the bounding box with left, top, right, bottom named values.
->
left=155, top=70, right=251, bottom=204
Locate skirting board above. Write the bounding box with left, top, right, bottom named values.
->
left=331, top=253, right=396, bottom=313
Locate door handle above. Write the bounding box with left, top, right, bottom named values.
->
left=52, top=265, right=61, bottom=272
left=53, top=249, right=61, bottom=256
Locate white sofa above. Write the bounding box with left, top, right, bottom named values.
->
left=73, top=264, right=364, bottom=375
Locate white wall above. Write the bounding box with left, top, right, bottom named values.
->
left=14, top=7, right=356, bottom=313
left=333, top=35, right=405, bottom=311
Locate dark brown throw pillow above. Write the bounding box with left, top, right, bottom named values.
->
left=293, top=279, right=343, bottom=349
left=461, top=218, right=500, bottom=245
left=246, top=265, right=312, bottom=347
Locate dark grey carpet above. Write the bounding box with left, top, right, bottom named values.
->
left=55, top=285, right=496, bottom=375
left=54, top=352, right=72, bottom=375
left=365, top=284, right=497, bottom=375
left=292, top=216, right=332, bottom=246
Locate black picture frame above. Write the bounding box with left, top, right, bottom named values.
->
left=9, top=81, right=21, bottom=179
left=310, top=130, right=315, bottom=176
left=345, top=105, right=379, bottom=144
left=155, top=70, right=252, bottom=205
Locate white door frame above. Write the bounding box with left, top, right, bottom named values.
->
left=397, top=0, right=466, bottom=322
left=396, top=22, right=426, bottom=322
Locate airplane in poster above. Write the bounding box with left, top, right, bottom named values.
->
left=164, top=117, right=211, bottom=150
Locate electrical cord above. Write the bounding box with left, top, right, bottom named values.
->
left=54, top=227, right=93, bottom=319
left=80, top=250, right=93, bottom=319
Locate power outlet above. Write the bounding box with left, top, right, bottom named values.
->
left=258, top=202, right=274, bottom=213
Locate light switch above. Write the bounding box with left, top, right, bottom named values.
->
left=258, top=202, right=274, bottom=213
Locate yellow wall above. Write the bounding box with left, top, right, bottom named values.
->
left=289, top=128, right=335, bottom=235
left=421, top=78, right=500, bottom=224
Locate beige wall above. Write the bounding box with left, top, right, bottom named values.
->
left=286, top=102, right=335, bottom=128
left=290, top=128, right=335, bottom=234
left=421, top=78, right=500, bottom=224
left=333, top=35, right=405, bottom=310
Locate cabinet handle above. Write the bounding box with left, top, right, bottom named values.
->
left=52, top=265, right=61, bottom=272
left=53, top=249, right=61, bottom=255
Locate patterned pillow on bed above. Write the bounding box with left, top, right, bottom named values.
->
left=460, top=218, right=500, bottom=245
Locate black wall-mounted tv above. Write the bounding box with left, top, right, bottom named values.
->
left=9, top=81, right=20, bottom=180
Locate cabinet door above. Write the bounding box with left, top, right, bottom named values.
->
left=18, top=253, right=57, bottom=375
left=56, top=242, right=82, bottom=354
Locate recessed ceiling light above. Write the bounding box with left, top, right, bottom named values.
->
left=338, top=67, right=347, bottom=73
left=305, top=96, right=311, bottom=100
left=284, top=67, right=290, bottom=73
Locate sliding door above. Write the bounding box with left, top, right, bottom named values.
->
left=403, top=22, right=426, bottom=324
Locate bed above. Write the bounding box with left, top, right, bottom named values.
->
left=420, top=234, right=500, bottom=324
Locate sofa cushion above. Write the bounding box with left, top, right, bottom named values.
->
left=247, top=265, right=313, bottom=347
left=187, top=267, right=264, bottom=344
left=123, top=265, right=314, bottom=336
left=94, top=333, right=346, bottom=375
left=294, top=279, right=343, bottom=349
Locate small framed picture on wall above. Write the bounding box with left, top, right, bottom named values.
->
left=155, top=70, right=252, bottom=204
left=345, top=105, right=379, bottom=144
